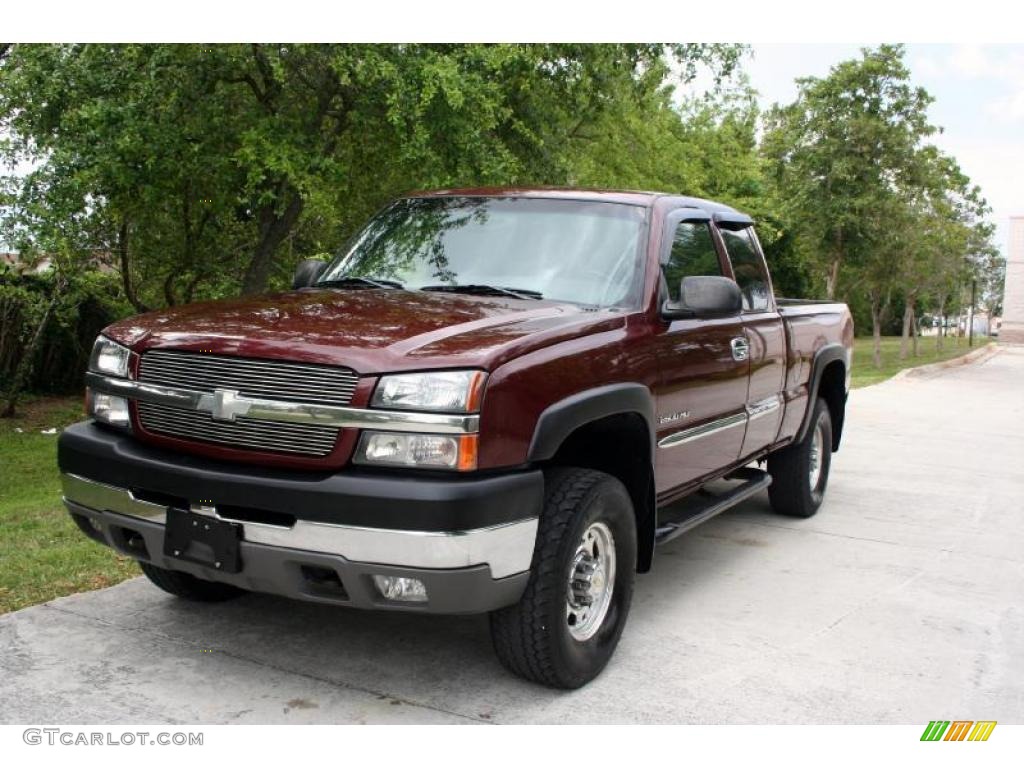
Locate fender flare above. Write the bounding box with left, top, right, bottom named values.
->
left=795, top=342, right=849, bottom=445
left=527, top=383, right=656, bottom=462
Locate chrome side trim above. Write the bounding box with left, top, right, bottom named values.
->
left=746, top=394, right=782, bottom=421
left=61, top=473, right=535, bottom=578
left=657, top=411, right=747, bottom=449
left=86, top=372, right=479, bottom=435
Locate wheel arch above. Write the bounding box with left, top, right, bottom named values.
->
left=527, top=384, right=657, bottom=573
left=796, top=343, right=849, bottom=451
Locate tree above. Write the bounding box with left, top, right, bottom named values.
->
left=760, top=45, right=999, bottom=368
left=1, top=43, right=744, bottom=301
left=761, top=45, right=936, bottom=300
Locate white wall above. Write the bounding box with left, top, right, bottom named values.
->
left=1000, top=217, right=1024, bottom=343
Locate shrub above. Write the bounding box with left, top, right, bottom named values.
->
left=0, top=269, right=134, bottom=394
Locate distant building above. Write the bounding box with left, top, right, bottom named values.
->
left=1002, top=216, right=1024, bottom=344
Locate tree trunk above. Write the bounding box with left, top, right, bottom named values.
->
left=871, top=297, right=883, bottom=369
left=826, top=257, right=841, bottom=301
left=911, top=311, right=919, bottom=357
left=1, top=277, right=63, bottom=418
left=240, top=193, right=304, bottom=296
left=117, top=219, right=149, bottom=313
left=163, top=273, right=178, bottom=307
left=899, top=297, right=915, bottom=361
left=935, top=296, right=945, bottom=351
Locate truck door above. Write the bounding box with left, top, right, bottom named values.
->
left=653, top=209, right=750, bottom=499
left=715, top=218, right=786, bottom=458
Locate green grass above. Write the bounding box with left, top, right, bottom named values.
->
left=0, top=396, right=138, bottom=614
left=850, top=335, right=990, bottom=389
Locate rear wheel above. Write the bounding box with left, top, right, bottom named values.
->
left=139, top=561, right=245, bottom=602
left=489, top=468, right=636, bottom=689
left=767, top=397, right=833, bottom=518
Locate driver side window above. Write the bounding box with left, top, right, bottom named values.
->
left=663, top=221, right=722, bottom=302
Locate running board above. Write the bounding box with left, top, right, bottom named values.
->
left=655, top=467, right=772, bottom=545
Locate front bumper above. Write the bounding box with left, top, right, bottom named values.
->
left=58, top=422, right=541, bottom=613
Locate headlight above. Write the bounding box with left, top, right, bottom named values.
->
left=88, top=336, right=131, bottom=378
left=355, top=431, right=478, bottom=471
left=371, top=370, right=486, bottom=413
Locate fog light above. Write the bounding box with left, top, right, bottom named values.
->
left=372, top=575, right=428, bottom=603
left=86, top=389, right=131, bottom=428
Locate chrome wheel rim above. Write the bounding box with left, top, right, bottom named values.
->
left=566, top=521, right=616, bottom=642
left=809, top=420, right=824, bottom=490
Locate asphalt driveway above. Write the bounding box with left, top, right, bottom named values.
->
left=2, top=346, right=1022, bottom=724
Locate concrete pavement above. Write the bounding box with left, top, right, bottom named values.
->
left=2, top=347, right=1022, bottom=724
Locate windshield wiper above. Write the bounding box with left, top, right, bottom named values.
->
left=420, top=284, right=543, bottom=300
left=315, top=276, right=404, bottom=290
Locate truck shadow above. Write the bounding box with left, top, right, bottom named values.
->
left=141, top=491, right=783, bottom=708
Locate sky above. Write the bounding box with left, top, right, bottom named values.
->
left=741, top=44, right=1024, bottom=260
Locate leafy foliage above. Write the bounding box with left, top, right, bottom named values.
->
left=0, top=269, right=131, bottom=394
left=761, top=45, right=1001, bottom=361
left=0, top=43, right=744, bottom=302
left=0, top=42, right=1004, bottom=397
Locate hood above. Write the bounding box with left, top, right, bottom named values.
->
left=103, top=288, right=627, bottom=374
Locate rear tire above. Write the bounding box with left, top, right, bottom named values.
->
left=489, top=467, right=636, bottom=689
left=139, top=561, right=245, bottom=602
left=767, top=397, right=833, bottom=518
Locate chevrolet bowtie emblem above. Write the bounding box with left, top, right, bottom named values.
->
left=210, top=389, right=250, bottom=422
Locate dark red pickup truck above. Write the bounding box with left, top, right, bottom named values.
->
left=59, top=188, right=852, bottom=688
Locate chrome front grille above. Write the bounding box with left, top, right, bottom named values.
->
left=136, top=350, right=358, bottom=456
left=136, top=402, right=339, bottom=456
left=139, top=349, right=358, bottom=406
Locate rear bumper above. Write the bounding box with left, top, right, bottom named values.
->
left=58, top=422, right=541, bottom=613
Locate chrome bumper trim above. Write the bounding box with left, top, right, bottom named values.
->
left=85, top=372, right=479, bottom=435
left=658, top=411, right=747, bottom=449
left=61, top=473, right=536, bottom=578
left=61, top=473, right=167, bottom=519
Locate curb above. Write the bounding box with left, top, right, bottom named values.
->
left=888, top=343, right=998, bottom=384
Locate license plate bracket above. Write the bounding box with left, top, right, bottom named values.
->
left=163, top=508, right=243, bottom=573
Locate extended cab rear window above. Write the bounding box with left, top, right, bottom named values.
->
left=720, top=228, right=771, bottom=311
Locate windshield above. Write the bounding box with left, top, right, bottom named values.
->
left=318, top=197, right=647, bottom=308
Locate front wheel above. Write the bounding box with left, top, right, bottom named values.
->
left=489, top=467, right=636, bottom=689
left=767, top=396, right=833, bottom=518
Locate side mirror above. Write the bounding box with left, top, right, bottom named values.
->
left=662, top=276, right=742, bottom=319
left=292, top=258, right=327, bottom=289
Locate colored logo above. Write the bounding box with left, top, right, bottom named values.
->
left=920, top=721, right=997, bottom=741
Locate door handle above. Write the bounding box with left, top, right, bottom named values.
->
left=731, top=337, right=749, bottom=362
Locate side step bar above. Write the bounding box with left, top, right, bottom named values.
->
left=655, top=467, right=772, bottom=545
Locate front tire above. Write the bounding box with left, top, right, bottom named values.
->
left=489, top=467, right=636, bottom=689
left=139, top=561, right=246, bottom=602
left=767, top=397, right=833, bottom=518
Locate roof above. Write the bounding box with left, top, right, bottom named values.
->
left=407, top=186, right=745, bottom=216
